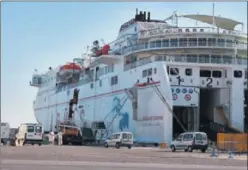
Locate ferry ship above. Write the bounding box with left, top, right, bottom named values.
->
left=30, top=8, right=247, bottom=145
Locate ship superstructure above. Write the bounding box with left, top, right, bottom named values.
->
left=30, top=8, right=247, bottom=144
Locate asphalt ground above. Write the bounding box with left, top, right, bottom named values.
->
left=1, top=145, right=247, bottom=170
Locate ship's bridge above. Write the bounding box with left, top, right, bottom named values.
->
left=30, top=74, right=42, bottom=87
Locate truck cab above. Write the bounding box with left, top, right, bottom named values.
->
left=57, top=125, right=95, bottom=145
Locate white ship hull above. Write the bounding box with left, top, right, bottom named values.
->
left=34, top=62, right=174, bottom=144
left=31, top=9, right=248, bottom=144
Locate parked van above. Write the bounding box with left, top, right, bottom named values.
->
left=104, top=132, right=133, bottom=149
left=170, top=132, right=208, bottom=152
left=1, top=122, right=10, bottom=145
left=15, top=123, right=44, bottom=146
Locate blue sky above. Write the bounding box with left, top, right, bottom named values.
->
left=1, top=2, right=247, bottom=128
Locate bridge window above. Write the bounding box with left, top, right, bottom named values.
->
left=212, top=70, right=222, bottom=78
left=200, top=70, right=211, bottom=77
left=111, top=76, right=118, bottom=85
left=179, top=38, right=187, bottom=47
left=226, top=39, right=233, bottom=47
left=155, top=56, right=163, bottom=61
left=198, top=38, right=207, bottom=46
left=185, top=68, right=192, bottom=76
left=150, top=41, right=156, bottom=48
left=208, top=38, right=216, bottom=46
left=217, top=39, right=225, bottom=47
left=199, top=55, right=210, bottom=63
left=155, top=40, right=161, bottom=48
left=162, top=39, right=169, bottom=47
left=186, top=54, right=197, bottom=63
left=211, top=55, right=221, bottom=64
left=148, top=68, right=152, bottom=76
left=170, top=68, right=179, bottom=75
left=142, top=70, right=148, bottom=77
left=170, top=39, right=178, bottom=47
left=189, top=38, right=197, bottom=46
left=234, top=70, right=243, bottom=78
left=223, top=55, right=233, bottom=64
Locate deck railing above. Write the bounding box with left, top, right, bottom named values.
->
left=110, top=40, right=247, bottom=57
left=138, top=27, right=247, bottom=39
left=124, top=55, right=247, bottom=71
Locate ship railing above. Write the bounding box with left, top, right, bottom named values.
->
left=110, top=40, right=247, bottom=57
left=138, top=27, right=247, bottom=39
left=124, top=55, right=247, bottom=71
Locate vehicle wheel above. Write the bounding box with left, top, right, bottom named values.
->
left=104, top=142, right=108, bottom=148
left=201, top=148, right=206, bottom=153
left=127, top=145, right=132, bottom=149
left=184, top=149, right=188, bottom=152
left=31, top=143, right=34, bottom=146
left=171, top=145, right=176, bottom=152
left=188, top=146, right=193, bottom=152
left=115, top=143, right=120, bottom=149
left=38, top=143, right=42, bottom=146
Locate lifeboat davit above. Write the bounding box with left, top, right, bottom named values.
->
left=96, top=44, right=110, bottom=56
left=59, top=63, right=82, bottom=76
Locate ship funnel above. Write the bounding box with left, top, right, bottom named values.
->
left=135, top=8, right=138, bottom=20
left=148, top=12, right=151, bottom=22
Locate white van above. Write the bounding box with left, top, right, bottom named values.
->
left=15, top=123, right=44, bottom=146
left=104, top=132, right=133, bottom=149
left=1, top=122, right=10, bottom=145
left=170, top=132, right=208, bottom=152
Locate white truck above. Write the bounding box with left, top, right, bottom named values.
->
left=12, top=123, right=44, bottom=146
left=1, top=122, right=10, bottom=145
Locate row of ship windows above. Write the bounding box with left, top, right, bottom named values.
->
left=90, top=67, right=157, bottom=89
left=149, top=38, right=246, bottom=48
left=90, top=75, right=119, bottom=89
left=168, top=67, right=247, bottom=79
left=90, top=67, right=247, bottom=89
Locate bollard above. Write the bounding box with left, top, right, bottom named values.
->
left=210, top=142, right=219, bottom=157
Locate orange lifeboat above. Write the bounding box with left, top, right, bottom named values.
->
left=59, top=63, right=81, bottom=76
